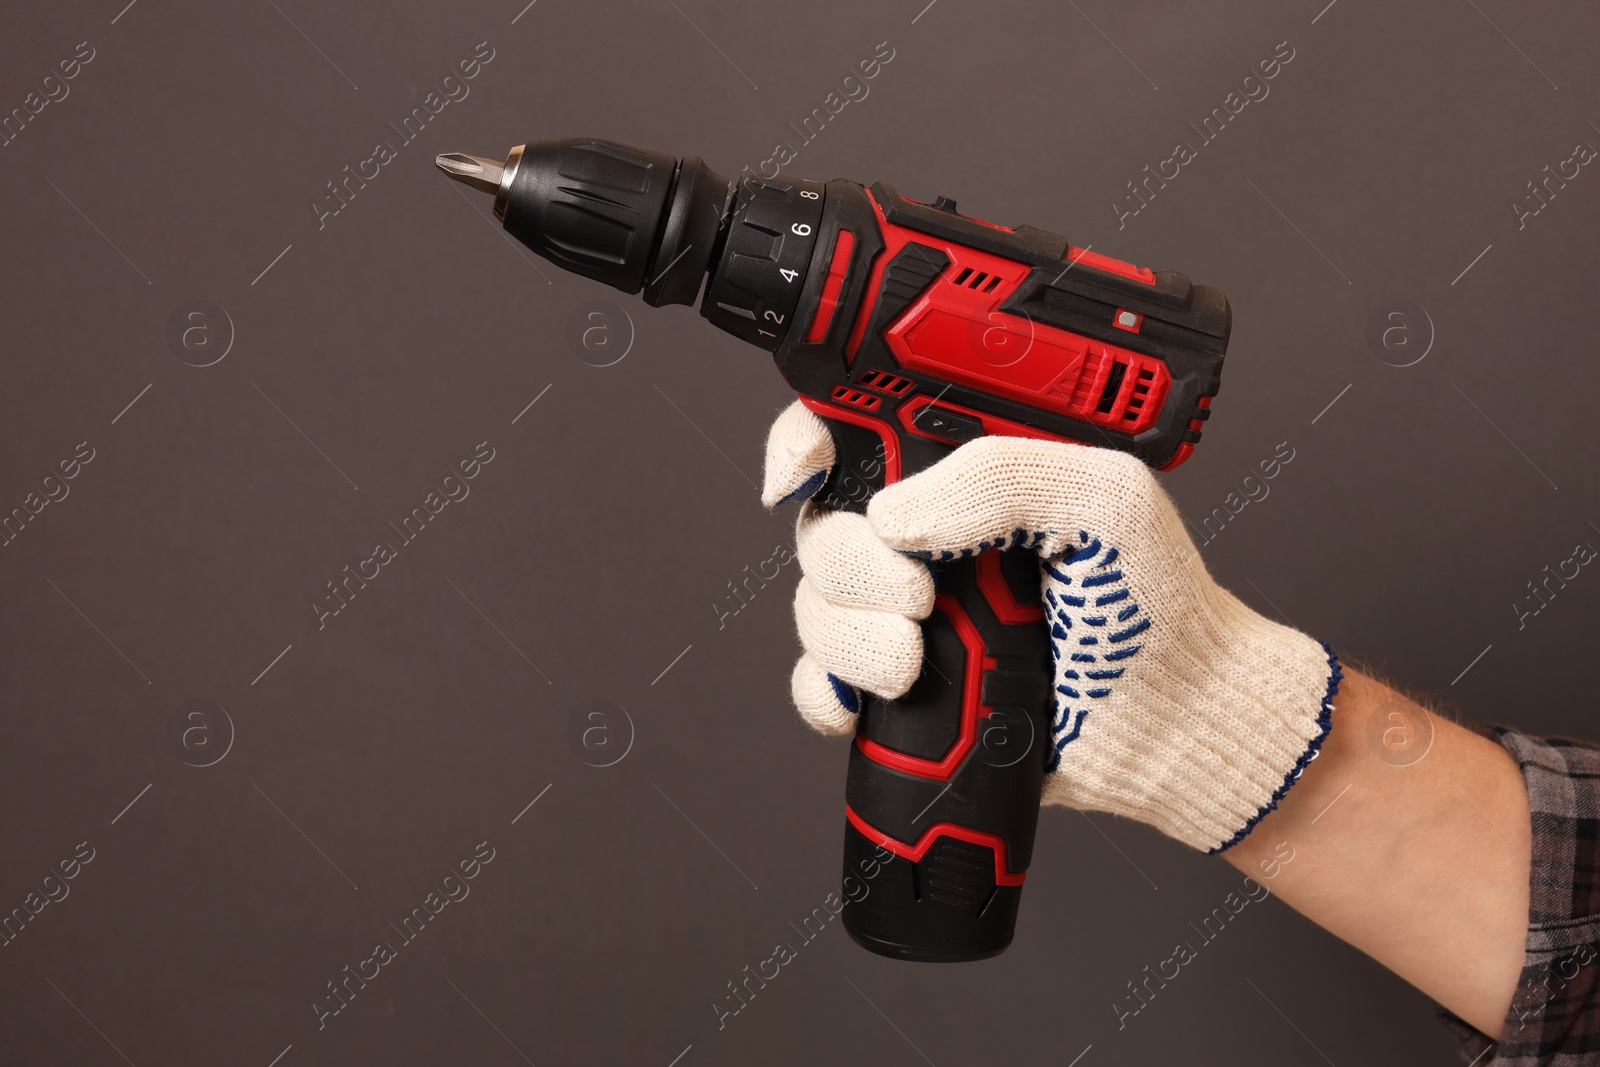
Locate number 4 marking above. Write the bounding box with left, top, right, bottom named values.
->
left=779, top=268, right=798, bottom=283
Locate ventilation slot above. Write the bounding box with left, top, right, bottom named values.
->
left=950, top=267, right=1000, bottom=290
left=856, top=369, right=915, bottom=396
left=830, top=385, right=881, bottom=411
left=1122, top=368, right=1156, bottom=422
left=1065, top=347, right=1171, bottom=433
left=1095, top=361, right=1128, bottom=414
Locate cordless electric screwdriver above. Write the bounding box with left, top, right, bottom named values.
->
left=438, top=138, right=1230, bottom=962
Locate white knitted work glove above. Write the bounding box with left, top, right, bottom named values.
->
left=762, top=399, right=1341, bottom=853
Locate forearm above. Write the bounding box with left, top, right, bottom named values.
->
left=1222, top=666, right=1531, bottom=1037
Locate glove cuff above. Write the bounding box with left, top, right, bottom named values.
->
left=1045, top=594, right=1343, bottom=853
left=1203, top=638, right=1342, bottom=853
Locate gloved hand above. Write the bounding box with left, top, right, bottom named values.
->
left=762, top=400, right=1342, bottom=853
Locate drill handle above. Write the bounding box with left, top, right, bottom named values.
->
left=813, top=413, right=1053, bottom=962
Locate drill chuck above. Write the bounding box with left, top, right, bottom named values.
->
left=438, top=138, right=839, bottom=348
left=440, top=138, right=734, bottom=308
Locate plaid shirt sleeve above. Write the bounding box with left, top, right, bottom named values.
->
left=1442, top=726, right=1600, bottom=1066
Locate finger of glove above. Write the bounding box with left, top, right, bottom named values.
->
left=762, top=400, right=835, bottom=508
left=791, top=654, right=860, bottom=736
left=796, top=505, right=935, bottom=618
left=867, top=436, right=1154, bottom=559
left=794, top=577, right=923, bottom=699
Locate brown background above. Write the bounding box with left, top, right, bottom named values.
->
left=2, top=0, right=1596, bottom=1064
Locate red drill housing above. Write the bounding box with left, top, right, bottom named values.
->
left=440, top=138, right=1231, bottom=962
